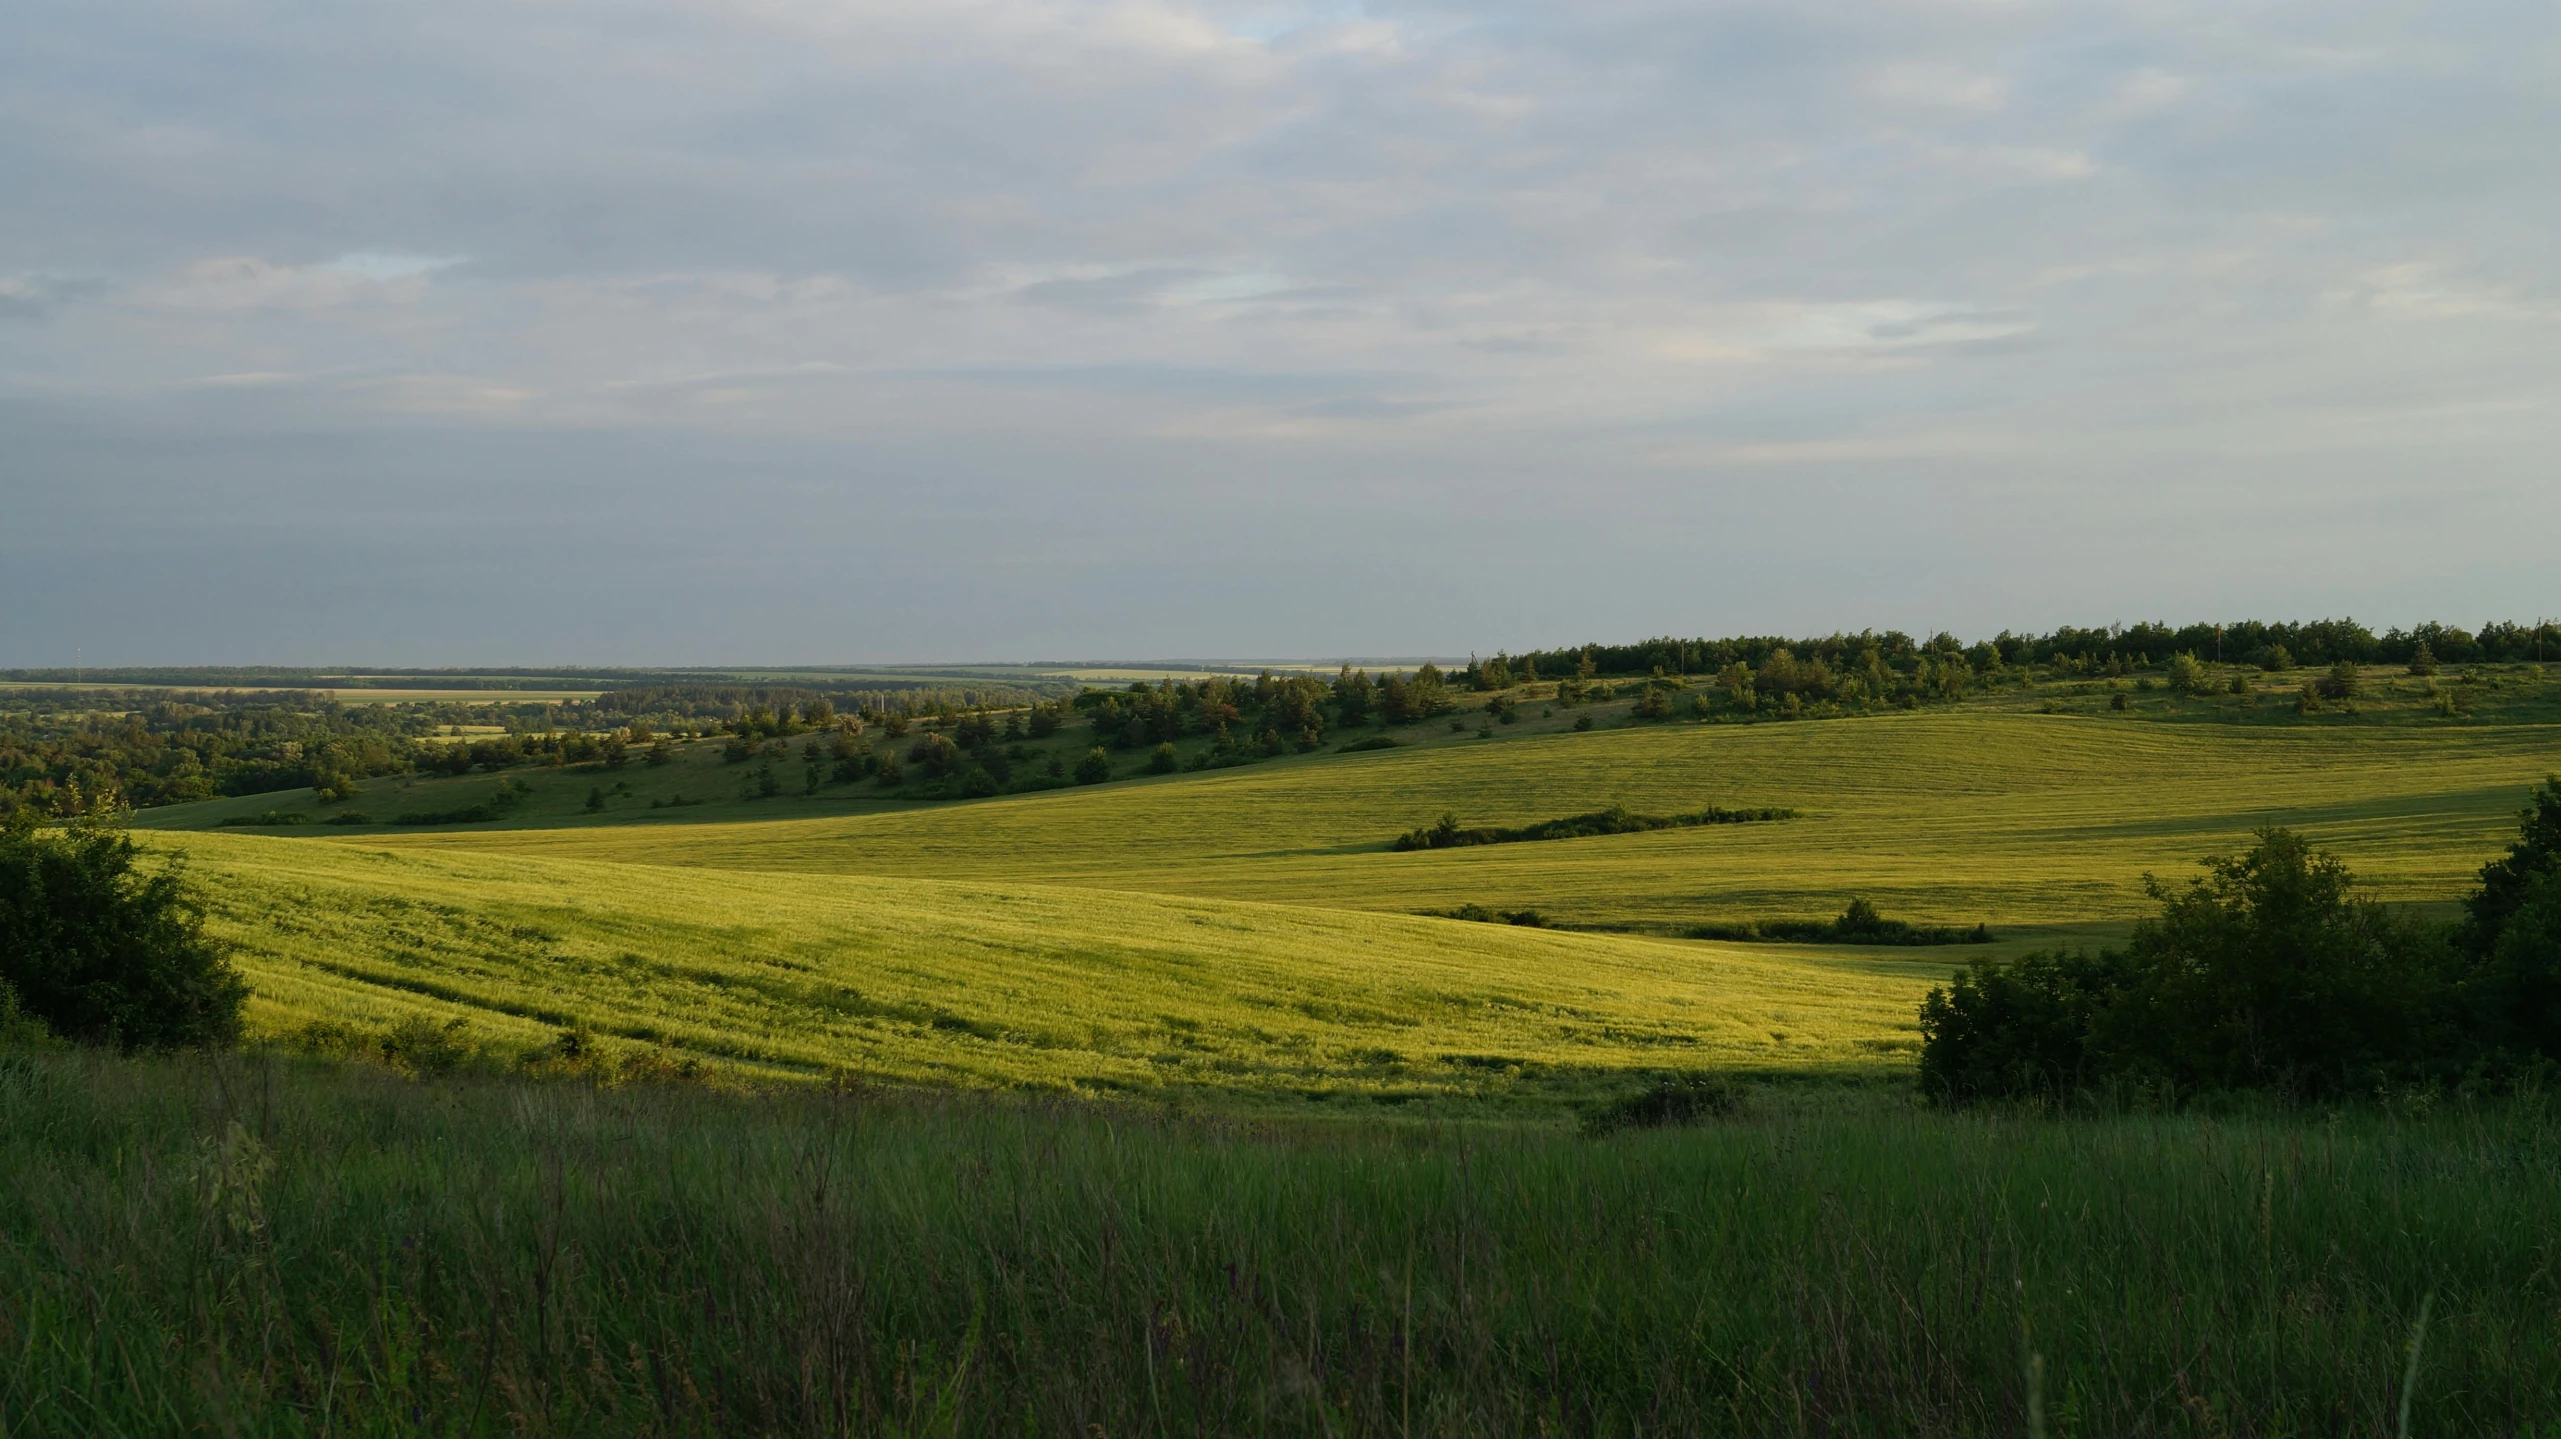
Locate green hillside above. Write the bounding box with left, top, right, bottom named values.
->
left=177, top=709, right=2555, bottom=940
left=146, top=830, right=1940, bottom=1107
left=118, top=665, right=2560, bottom=1105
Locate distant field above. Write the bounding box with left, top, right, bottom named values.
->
left=145, top=830, right=1940, bottom=1107
left=124, top=668, right=2560, bottom=1103
left=202, top=711, right=2557, bottom=944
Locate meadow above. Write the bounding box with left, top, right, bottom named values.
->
left=4, top=1047, right=2554, bottom=1436
left=149, top=828, right=1941, bottom=1105
left=12, top=653, right=2561, bottom=1434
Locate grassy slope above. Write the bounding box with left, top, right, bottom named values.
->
left=323, top=711, right=2558, bottom=944
left=125, top=672, right=2559, bottom=1102
left=154, top=829, right=1940, bottom=1105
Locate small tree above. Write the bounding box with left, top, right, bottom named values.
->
left=2315, top=660, right=2361, bottom=701
left=2164, top=652, right=2212, bottom=696
left=1074, top=748, right=1112, bottom=785
left=0, top=815, right=246, bottom=1049
left=2408, top=643, right=2439, bottom=677
left=1148, top=742, right=1178, bottom=774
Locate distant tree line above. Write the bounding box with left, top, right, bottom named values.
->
left=1495, top=617, right=2561, bottom=687
left=0, top=696, right=428, bottom=819
left=592, top=682, right=1058, bottom=729
left=1919, top=779, right=2561, bottom=1103
left=0, top=677, right=1061, bottom=821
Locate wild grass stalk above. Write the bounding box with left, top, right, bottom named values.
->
left=3, top=1049, right=2555, bottom=1435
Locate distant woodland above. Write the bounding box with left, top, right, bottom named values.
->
left=5, top=617, right=2554, bottom=821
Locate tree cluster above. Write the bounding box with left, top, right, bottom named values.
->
left=1918, top=780, right=2561, bottom=1103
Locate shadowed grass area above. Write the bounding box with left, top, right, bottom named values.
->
left=4, top=1048, right=2554, bottom=1435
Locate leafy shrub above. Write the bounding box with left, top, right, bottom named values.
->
left=1581, top=1074, right=1744, bottom=1135
left=2165, top=652, right=2213, bottom=696
left=1429, top=904, right=1549, bottom=927
left=1073, top=748, right=1112, bottom=785
left=2316, top=660, right=2362, bottom=701
left=0, top=817, right=246, bottom=1049
left=1918, top=950, right=2138, bottom=1102
left=378, top=1015, right=474, bottom=1077
left=1918, top=828, right=2439, bottom=1103
left=2455, top=777, right=2561, bottom=1060
left=1693, top=899, right=1990, bottom=947
left=0, top=978, right=60, bottom=1048
left=1394, top=804, right=1793, bottom=852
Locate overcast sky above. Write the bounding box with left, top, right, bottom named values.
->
left=3, top=0, right=2555, bottom=666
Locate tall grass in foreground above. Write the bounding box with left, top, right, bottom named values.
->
left=3, top=1051, right=2556, bottom=1436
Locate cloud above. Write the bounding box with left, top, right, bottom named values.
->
left=1, top=0, right=2557, bottom=660
left=0, top=274, right=102, bottom=321
left=138, top=255, right=456, bottom=311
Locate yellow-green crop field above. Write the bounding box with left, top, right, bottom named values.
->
left=134, top=690, right=2560, bottom=1110
left=155, top=830, right=1943, bottom=1106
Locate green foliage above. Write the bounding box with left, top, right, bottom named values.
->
left=1148, top=742, right=1179, bottom=774
left=0, top=817, right=245, bottom=1049
left=1394, top=803, right=1792, bottom=852
left=2459, top=775, right=2561, bottom=956
left=1918, top=949, right=2138, bottom=1101
left=1073, top=747, right=1112, bottom=785
left=2462, top=868, right=2561, bottom=1062
left=0, top=976, right=58, bottom=1047
left=1920, top=828, right=2461, bottom=1103
left=1579, top=1073, right=1744, bottom=1134
left=2318, top=660, right=2364, bottom=701
left=1700, top=899, right=1993, bottom=947
left=2164, top=652, right=2214, bottom=696
left=1429, top=903, right=1549, bottom=927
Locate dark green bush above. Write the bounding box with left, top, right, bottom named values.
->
left=1919, top=795, right=2561, bottom=1104
left=1581, top=1074, right=1744, bottom=1134
left=1918, top=950, right=2139, bottom=1102
left=0, top=816, right=246, bottom=1049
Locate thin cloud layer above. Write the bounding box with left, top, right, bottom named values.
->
left=2, top=0, right=2555, bottom=663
